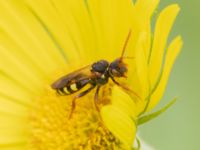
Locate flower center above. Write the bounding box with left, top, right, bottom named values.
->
left=29, top=84, right=126, bottom=149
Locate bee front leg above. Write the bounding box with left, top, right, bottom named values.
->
left=69, top=85, right=95, bottom=119
left=110, top=76, right=141, bottom=100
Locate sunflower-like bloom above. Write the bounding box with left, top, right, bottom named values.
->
left=0, top=0, right=182, bottom=150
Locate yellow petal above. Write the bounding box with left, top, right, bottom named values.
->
left=87, top=0, right=134, bottom=60
left=111, top=86, right=137, bottom=118
left=128, top=0, right=159, bottom=98
left=50, top=0, right=96, bottom=62
left=134, top=0, right=159, bottom=17
left=0, top=97, right=28, bottom=117
left=0, top=143, right=27, bottom=150
left=0, top=30, right=46, bottom=87
left=0, top=45, right=42, bottom=94
left=0, top=0, right=67, bottom=73
left=148, top=36, right=183, bottom=110
left=134, top=33, right=149, bottom=99
left=0, top=75, right=32, bottom=105
left=0, top=115, right=28, bottom=145
left=25, top=0, right=80, bottom=62
left=101, top=105, right=136, bottom=148
left=149, top=4, right=180, bottom=86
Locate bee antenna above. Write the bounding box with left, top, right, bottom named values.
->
left=123, top=56, right=135, bottom=60
left=120, top=29, right=132, bottom=62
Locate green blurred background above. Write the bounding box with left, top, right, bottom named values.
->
left=139, top=0, right=200, bottom=150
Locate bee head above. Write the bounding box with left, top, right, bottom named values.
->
left=109, top=58, right=128, bottom=78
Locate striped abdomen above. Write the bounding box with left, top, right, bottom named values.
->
left=56, top=79, right=90, bottom=95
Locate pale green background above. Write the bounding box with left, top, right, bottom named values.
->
left=140, top=1, right=200, bottom=150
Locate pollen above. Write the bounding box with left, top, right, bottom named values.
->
left=29, top=85, right=126, bottom=150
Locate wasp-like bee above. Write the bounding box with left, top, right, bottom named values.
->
left=51, top=30, right=139, bottom=118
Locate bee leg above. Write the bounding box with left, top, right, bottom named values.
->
left=69, top=85, right=95, bottom=119
left=94, top=86, right=101, bottom=112
left=110, top=76, right=141, bottom=100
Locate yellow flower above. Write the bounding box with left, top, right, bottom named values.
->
left=0, top=0, right=182, bottom=150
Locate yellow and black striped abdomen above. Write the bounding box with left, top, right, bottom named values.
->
left=56, top=79, right=90, bottom=95
left=56, top=84, right=78, bottom=95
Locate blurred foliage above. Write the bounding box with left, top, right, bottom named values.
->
left=139, top=0, right=200, bottom=150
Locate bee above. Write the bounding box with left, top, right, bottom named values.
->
left=51, top=30, right=140, bottom=119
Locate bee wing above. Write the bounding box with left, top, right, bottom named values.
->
left=51, top=65, right=93, bottom=89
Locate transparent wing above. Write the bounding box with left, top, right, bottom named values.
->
left=51, top=65, right=93, bottom=89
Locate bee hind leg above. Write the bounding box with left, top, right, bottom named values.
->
left=69, top=85, right=95, bottom=119
left=94, top=86, right=101, bottom=112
